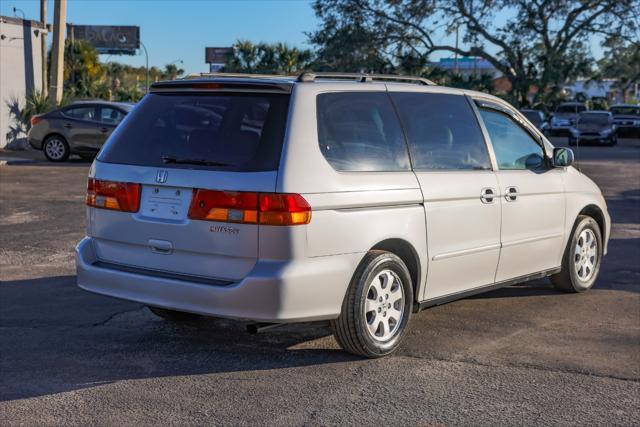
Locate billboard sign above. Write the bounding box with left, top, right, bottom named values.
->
left=70, top=25, right=140, bottom=55
left=205, top=47, right=232, bottom=64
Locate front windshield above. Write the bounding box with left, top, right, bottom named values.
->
left=578, top=114, right=610, bottom=125
left=610, top=106, right=639, bottom=116
left=556, top=105, right=586, bottom=114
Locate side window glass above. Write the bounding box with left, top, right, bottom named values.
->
left=317, top=92, right=410, bottom=172
left=480, top=109, right=546, bottom=170
left=100, top=107, right=125, bottom=125
left=64, top=106, right=96, bottom=121
left=391, top=92, right=491, bottom=170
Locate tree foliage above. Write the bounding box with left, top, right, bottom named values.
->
left=225, top=40, right=312, bottom=74
left=593, top=7, right=640, bottom=102
left=310, top=0, right=637, bottom=106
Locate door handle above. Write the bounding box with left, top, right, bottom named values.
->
left=100, top=127, right=109, bottom=133
left=505, top=186, right=519, bottom=202
left=63, top=123, right=72, bottom=129
left=480, top=187, right=496, bottom=204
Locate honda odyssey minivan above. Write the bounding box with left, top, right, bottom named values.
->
left=76, top=73, right=610, bottom=357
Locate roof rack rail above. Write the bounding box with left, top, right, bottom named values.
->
left=181, top=72, right=295, bottom=80
left=296, top=72, right=436, bottom=86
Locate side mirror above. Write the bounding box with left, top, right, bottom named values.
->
left=553, top=147, right=574, bottom=168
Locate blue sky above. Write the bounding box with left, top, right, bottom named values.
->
left=2, top=0, right=603, bottom=75
left=2, top=0, right=319, bottom=74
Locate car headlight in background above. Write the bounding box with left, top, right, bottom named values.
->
left=569, top=127, right=580, bottom=136
left=600, top=128, right=612, bottom=136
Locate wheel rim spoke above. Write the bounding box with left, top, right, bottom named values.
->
left=363, top=268, right=405, bottom=342
left=364, top=298, right=377, bottom=314
left=367, top=317, right=382, bottom=336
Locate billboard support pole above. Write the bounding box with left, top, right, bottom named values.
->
left=140, top=40, right=149, bottom=93
left=40, top=0, right=47, bottom=97
left=49, top=0, right=67, bottom=105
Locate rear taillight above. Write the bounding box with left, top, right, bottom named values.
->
left=258, top=193, right=311, bottom=225
left=30, top=116, right=42, bottom=126
left=188, top=190, right=311, bottom=226
left=189, top=190, right=259, bottom=224
left=86, top=178, right=141, bottom=212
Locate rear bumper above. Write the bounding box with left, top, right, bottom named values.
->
left=76, top=237, right=359, bottom=322
left=28, top=136, right=42, bottom=150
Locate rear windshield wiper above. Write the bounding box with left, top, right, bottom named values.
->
left=162, top=155, right=232, bottom=167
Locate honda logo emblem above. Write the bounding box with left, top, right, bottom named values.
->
left=155, top=170, right=168, bottom=183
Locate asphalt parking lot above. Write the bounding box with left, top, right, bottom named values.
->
left=1, top=138, right=639, bottom=425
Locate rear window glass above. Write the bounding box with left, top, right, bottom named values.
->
left=556, top=104, right=586, bottom=113
left=521, top=110, right=543, bottom=125
left=64, top=106, right=96, bottom=121
left=317, top=92, right=410, bottom=172
left=98, top=93, right=290, bottom=171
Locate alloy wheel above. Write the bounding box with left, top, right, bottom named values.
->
left=364, top=269, right=404, bottom=341
left=45, top=139, right=66, bottom=160
left=574, top=228, right=598, bottom=281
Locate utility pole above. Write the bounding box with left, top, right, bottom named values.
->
left=49, top=0, right=66, bottom=105
left=454, top=25, right=459, bottom=75
left=40, top=0, right=48, bottom=97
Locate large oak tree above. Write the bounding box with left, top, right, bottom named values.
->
left=310, top=0, right=636, bottom=105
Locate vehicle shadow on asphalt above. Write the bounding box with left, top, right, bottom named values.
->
left=3, top=157, right=93, bottom=167
left=0, top=275, right=358, bottom=401
left=5, top=270, right=635, bottom=402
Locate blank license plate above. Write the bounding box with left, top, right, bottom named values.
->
left=139, top=185, right=192, bottom=220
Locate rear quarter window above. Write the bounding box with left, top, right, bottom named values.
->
left=98, top=92, right=290, bottom=172
left=391, top=92, right=491, bottom=170
left=317, top=92, right=410, bottom=172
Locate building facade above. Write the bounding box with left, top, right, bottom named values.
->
left=0, top=16, right=46, bottom=149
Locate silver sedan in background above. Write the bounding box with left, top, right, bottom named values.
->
left=28, top=100, right=134, bottom=162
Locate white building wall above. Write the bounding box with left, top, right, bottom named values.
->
left=0, top=16, right=45, bottom=148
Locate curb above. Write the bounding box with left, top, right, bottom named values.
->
left=0, top=158, right=38, bottom=166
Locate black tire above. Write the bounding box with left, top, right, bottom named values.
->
left=331, top=250, right=413, bottom=358
left=551, top=215, right=603, bottom=293
left=147, top=306, right=200, bottom=321
left=43, top=135, right=70, bottom=162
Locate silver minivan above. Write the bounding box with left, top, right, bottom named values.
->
left=76, top=73, right=610, bottom=357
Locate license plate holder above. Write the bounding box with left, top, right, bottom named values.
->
left=139, top=185, right=192, bottom=220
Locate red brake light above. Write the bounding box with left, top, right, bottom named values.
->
left=86, top=178, right=141, bottom=212
left=188, top=190, right=258, bottom=223
left=188, top=190, right=311, bottom=226
left=30, top=116, right=42, bottom=126
left=259, top=193, right=311, bottom=225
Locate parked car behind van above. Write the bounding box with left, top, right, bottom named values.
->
left=549, top=102, right=587, bottom=136
left=76, top=73, right=610, bottom=358
left=519, top=109, right=550, bottom=135
left=28, top=100, right=134, bottom=162
left=569, top=111, right=617, bottom=146
left=610, top=104, right=640, bottom=137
